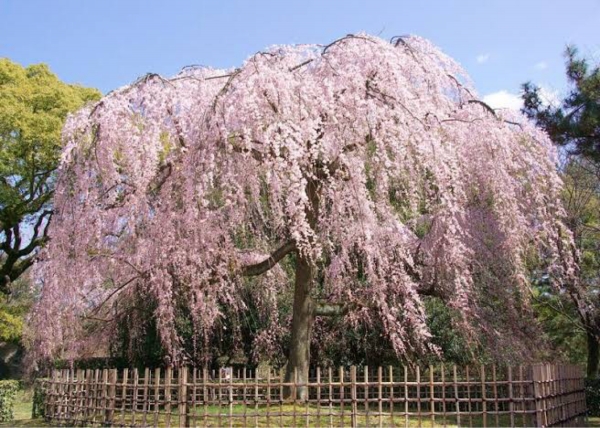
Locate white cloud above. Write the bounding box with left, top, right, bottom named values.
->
left=476, top=53, right=490, bottom=64
left=482, top=90, right=523, bottom=111
left=482, top=85, right=561, bottom=112
left=535, top=61, right=548, bottom=70
left=538, top=86, right=560, bottom=106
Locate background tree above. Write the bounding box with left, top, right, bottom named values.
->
left=522, top=48, right=600, bottom=377
left=0, top=273, right=35, bottom=378
left=562, top=159, right=600, bottom=377
left=32, top=34, right=576, bottom=398
left=0, top=59, right=100, bottom=295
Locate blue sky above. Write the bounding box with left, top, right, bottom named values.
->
left=1, top=0, right=599, bottom=108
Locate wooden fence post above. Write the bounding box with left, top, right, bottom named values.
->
left=532, top=364, right=544, bottom=428
left=430, top=365, right=435, bottom=427
left=45, top=370, right=56, bottom=420
left=84, top=369, right=93, bottom=423
left=178, top=367, right=188, bottom=428
left=142, top=368, right=149, bottom=426
left=508, top=366, right=515, bottom=428
left=165, top=366, right=173, bottom=428
left=93, top=369, right=100, bottom=425
left=481, top=365, right=487, bottom=428
left=364, top=365, right=369, bottom=427
left=106, top=368, right=117, bottom=424
left=101, top=369, right=108, bottom=425
left=453, top=365, right=460, bottom=427
left=120, top=368, right=129, bottom=425
left=61, top=369, right=69, bottom=423
left=54, top=370, right=61, bottom=422
left=153, top=368, right=161, bottom=427
left=132, top=368, right=139, bottom=426
left=66, top=369, right=73, bottom=423
left=350, top=366, right=357, bottom=428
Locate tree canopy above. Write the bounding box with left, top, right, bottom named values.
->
left=553, top=158, right=600, bottom=377
left=0, top=59, right=100, bottom=294
left=31, top=35, right=576, bottom=388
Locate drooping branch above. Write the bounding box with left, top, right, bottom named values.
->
left=467, top=99, right=497, bottom=116
left=241, top=241, right=296, bottom=277
left=466, top=99, right=524, bottom=129
left=148, top=162, right=172, bottom=195
left=87, top=274, right=144, bottom=318
left=17, top=209, right=52, bottom=257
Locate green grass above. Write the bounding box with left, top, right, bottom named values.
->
left=1, top=393, right=592, bottom=427
left=39, top=402, right=535, bottom=427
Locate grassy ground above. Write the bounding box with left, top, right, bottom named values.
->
left=1, top=391, right=596, bottom=427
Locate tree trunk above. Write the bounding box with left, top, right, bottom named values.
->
left=283, top=172, right=320, bottom=401
left=284, top=255, right=314, bottom=400
left=588, top=330, right=600, bottom=379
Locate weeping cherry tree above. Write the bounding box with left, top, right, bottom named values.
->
left=31, top=34, right=577, bottom=398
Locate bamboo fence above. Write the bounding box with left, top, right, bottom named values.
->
left=40, top=363, right=586, bottom=427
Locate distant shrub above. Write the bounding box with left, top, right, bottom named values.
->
left=586, top=378, right=600, bottom=416
left=32, top=379, right=48, bottom=419
left=53, top=356, right=130, bottom=371
left=0, top=380, right=19, bottom=422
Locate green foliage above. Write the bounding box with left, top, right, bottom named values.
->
left=562, top=160, right=600, bottom=281
left=526, top=159, right=595, bottom=370
left=532, top=288, right=587, bottom=366
left=0, top=276, right=34, bottom=343
left=1, top=276, right=35, bottom=379
left=0, top=59, right=101, bottom=294
left=587, top=378, right=600, bottom=416
left=0, top=308, right=21, bottom=342
left=522, top=46, right=600, bottom=165
left=0, top=380, right=19, bottom=422
left=424, top=297, right=476, bottom=366
left=53, top=357, right=129, bottom=371
left=31, top=379, right=47, bottom=419
left=558, top=159, right=600, bottom=375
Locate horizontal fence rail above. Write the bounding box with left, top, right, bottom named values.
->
left=40, top=364, right=586, bottom=427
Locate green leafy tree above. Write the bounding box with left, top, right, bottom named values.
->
left=562, top=159, right=600, bottom=377
left=531, top=285, right=587, bottom=366
left=529, top=158, right=600, bottom=376
left=0, top=59, right=100, bottom=294
left=522, top=45, right=599, bottom=164
left=0, top=274, right=38, bottom=343
left=522, top=47, right=600, bottom=377
left=0, top=274, right=35, bottom=378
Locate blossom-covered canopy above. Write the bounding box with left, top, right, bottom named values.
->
left=31, top=34, right=575, bottom=365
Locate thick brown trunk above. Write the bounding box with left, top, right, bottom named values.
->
left=588, top=330, right=600, bottom=379
left=283, top=171, right=320, bottom=401
left=284, top=255, right=314, bottom=400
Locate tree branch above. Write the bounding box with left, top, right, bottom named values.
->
left=88, top=274, right=142, bottom=317
left=240, top=241, right=296, bottom=277
left=17, top=210, right=52, bottom=258
left=314, top=302, right=349, bottom=317
left=466, top=99, right=524, bottom=129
